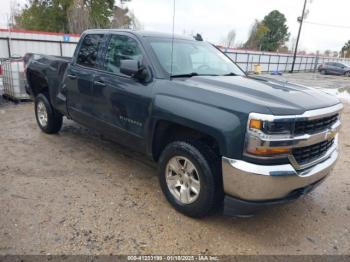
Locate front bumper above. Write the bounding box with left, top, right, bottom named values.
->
left=223, top=178, right=325, bottom=217
left=221, top=148, right=338, bottom=214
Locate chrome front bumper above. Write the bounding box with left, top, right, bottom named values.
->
left=222, top=148, right=338, bottom=201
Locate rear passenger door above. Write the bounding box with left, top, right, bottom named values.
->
left=91, top=33, right=154, bottom=150
left=66, top=33, right=105, bottom=126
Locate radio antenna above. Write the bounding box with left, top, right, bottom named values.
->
left=170, top=0, right=176, bottom=78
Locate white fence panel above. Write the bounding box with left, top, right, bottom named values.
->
left=61, top=43, right=77, bottom=57
left=10, top=40, right=62, bottom=57
left=0, top=39, right=9, bottom=57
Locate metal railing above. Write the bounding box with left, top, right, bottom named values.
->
left=223, top=50, right=350, bottom=73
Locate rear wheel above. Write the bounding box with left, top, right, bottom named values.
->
left=35, top=93, right=63, bottom=134
left=158, top=141, right=222, bottom=218
left=320, top=69, right=327, bottom=75
left=345, top=71, right=350, bottom=77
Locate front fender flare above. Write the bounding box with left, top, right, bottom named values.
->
left=147, top=95, right=246, bottom=158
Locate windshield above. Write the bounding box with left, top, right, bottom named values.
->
left=147, top=37, right=245, bottom=77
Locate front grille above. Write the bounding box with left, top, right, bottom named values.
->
left=292, top=138, right=335, bottom=166
left=294, top=114, right=338, bottom=135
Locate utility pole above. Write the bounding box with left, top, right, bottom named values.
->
left=290, top=0, right=307, bottom=73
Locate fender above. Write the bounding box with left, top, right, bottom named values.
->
left=147, top=94, right=247, bottom=159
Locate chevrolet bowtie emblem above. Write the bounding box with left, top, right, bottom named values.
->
left=325, top=130, right=336, bottom=141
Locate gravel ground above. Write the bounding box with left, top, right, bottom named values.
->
left=0, top=73, right=349, bottom=255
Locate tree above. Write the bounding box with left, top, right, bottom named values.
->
left=15, top=0, right=135, bottom=34
left=67, top=0, right=89, bottom=33
left=88, top=0, right=114, bottom=28
left=341, top=40, right=350, bottom=58
left=260, top=10, right=290, bottom=51
left=324, top=50, right=332, bottom=57
left=111, top=5, right=132, bottom=29
left=224, top=29, right=236, bottom=49
left=278, top=46, right=289, bottom=53
left=15, top=0, right=73, bottom=33
left=244, top=20, right=269, bottom=50
left=128, top=10, right=143, bottom=30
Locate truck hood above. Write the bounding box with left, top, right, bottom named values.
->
left=178, top=75, right=340, bottom=115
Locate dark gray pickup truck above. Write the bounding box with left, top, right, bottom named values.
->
left=25, top=29, right=343, bottom=217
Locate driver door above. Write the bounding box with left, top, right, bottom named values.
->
left=91, top=33, right=154, bottom=150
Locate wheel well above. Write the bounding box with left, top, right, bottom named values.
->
left=27, top=70, right=49, bottom=97
left=152, top=121, right=220, bottom=161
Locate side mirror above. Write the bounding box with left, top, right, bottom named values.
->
left=120, top=59, right=148, bottom=81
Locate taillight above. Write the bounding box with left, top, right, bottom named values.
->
left=0, top=65, right=2, bottom=76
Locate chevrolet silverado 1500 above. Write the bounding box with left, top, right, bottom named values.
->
left=25, top=29, right=343, bottom=217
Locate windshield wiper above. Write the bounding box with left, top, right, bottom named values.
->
left=171, top=72, right=219, bottom=78
left=222, top=72, right=237, bottom=76
left=171, top=72, right=199, bottom=78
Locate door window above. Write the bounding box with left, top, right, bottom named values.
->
left=104, top=35, right=143, bottom=74
left=76, top=34, right=104, bottom=68
left=335, top=63, right=344, bottom=68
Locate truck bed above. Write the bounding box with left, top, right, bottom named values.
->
left=25, top=53, right=72, bottom=115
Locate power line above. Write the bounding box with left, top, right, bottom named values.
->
left=304, top=21, right=350, bottom=29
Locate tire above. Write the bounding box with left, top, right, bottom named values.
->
left=158, top=141, right=223, bottom=218
left=345, top=71, right=350, bottom=77
left=34, top=93, right=63, bottom=134
left=320, top=69, right=327, bottom=75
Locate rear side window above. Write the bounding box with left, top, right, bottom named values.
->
left=76, top=34, right=104, bottom=68
left=104, top=35, right=143, bottom=74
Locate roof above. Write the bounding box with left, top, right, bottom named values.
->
left=83, top=29, right=194, bottom=41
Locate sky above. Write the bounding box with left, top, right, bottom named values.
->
left=0, top=0, right=349, bottom=53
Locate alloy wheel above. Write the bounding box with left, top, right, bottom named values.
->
left=37, top=101, right=48, bottom=127
left=165, top=156, right=200, bottom=204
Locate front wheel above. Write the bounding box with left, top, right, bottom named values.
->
left=35, top=93, right=63, bottom=134
left=158, top=141, right=222, bottom=218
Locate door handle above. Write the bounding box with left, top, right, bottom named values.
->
left=67, top=74, right=77, bottom=80
left=94, top=80, right=106, bottom=87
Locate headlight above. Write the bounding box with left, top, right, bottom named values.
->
left=249, top=119, right=293, bottom=134
left=245, top=114, right=294, bottom=159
